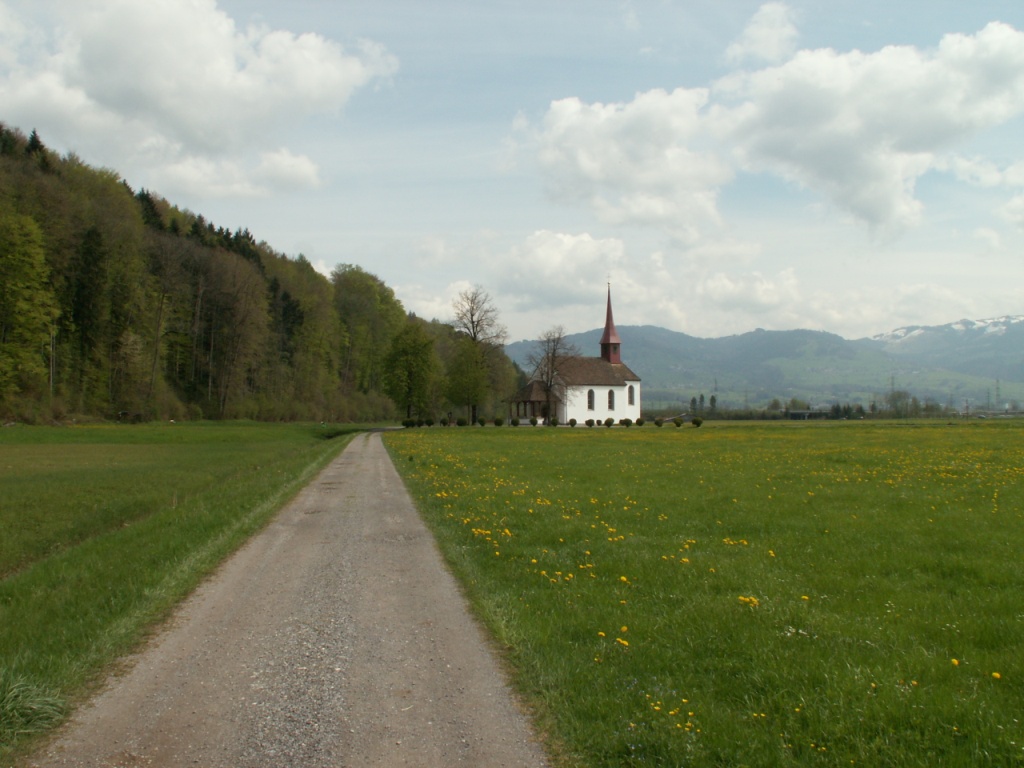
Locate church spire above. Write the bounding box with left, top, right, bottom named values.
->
left=600, top=284, right=621, bottom=364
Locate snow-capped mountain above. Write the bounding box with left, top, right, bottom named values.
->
left=871, top=316, right=1024, bottom=344
left=861, top=316, right=1024, bottom=384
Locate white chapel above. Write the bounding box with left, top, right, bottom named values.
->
left=512, top=288, right=642, bottom=424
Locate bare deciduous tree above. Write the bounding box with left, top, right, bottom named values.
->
left=452, top=285, right=507, bottom=347
left=450, top=285, right=508, bottom=422
left=526, top=325, right=580, bottom=424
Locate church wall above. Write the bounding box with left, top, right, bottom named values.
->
left=562, top=383, right=641, bottom=424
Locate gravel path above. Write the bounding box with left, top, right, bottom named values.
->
left=29, top=432, right=549, bottom=767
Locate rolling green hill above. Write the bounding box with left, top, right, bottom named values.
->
left=506, top=320, right=1024, bottom=412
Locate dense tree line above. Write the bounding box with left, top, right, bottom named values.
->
left=0, top=124, right=520, bottom=422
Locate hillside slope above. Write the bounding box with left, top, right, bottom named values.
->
left=507, top=320, right=1024, bottom=410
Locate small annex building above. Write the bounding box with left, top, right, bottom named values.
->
left=511, top=288, right=641, bottom=424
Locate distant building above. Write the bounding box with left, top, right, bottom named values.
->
left=511, top=288, right=641, bottom=423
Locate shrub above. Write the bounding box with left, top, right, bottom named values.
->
left=494, top=417, right=504, bottom=427
left=604, top=418, right=614, bottom=428
left=692, top=417, right=703, bottom=428
left=585, top=419, right=595, bottom=428
left=402, top=418, right=415, bottom=428
left=619, top=418, right=633, bottom=428
left=478, top=417, right=487, bottom=427
left=530, top=417, right=539, bottom=426
left=549, top=417, right=559, bottom=427
left=424, top=418, right=434, bottom=427
left=416, top=419, right=425, bottom=427
left=673, top=417, right=683, bottom=427
left=456, top=417, right=468, bottom=427
left=440, top=417, right=449, bottom=427
left=635, top=418, right=645, bottom=427
left=654, top=418, right=663, bottom=427
left=510, top=417, right=520, bottom=426
left=569, top=418, right=577, bottom=427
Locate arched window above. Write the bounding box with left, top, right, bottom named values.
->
left=587, top=389, right=595, bottom=410
left=628, top=385, right=635, bottom=406
left=608, top=389, right=615, bottom=411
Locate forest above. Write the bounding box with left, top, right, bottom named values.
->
left=0, top=123, right=521, bottom=423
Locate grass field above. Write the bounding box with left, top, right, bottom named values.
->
left=385, top=421, right=1024, bottom=767
left=0, top=421, right=355, bottom=758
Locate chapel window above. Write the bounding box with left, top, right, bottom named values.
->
left=628, top=385, right=635, bottom=406
left=587, top=389, right=595, bottom=410
left=608, top=390, right=615, bottom=411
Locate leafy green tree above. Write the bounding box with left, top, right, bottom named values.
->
left=446, top=335, right=489, bottom=420
left=332, top=264, right=405, bottom=393
left=0, top=212, right=60, bottom=405
left=384, top=319, right=439, bottom=419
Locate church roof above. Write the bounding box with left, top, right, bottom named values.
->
left=558, top=356, right=640, bottom=386
left=510, top=379, right=557, bottom=404
left=599, top=287, right=621, bottom=345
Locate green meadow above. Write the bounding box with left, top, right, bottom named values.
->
left=0, top=422, right=354, bottom=758
left=386, top=421, right=1024, bottom=767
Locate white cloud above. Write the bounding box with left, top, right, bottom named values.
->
left=716, top=22, right=1024, bottom=234
left=500, top=230, right=628, bottom=309
left=533, top=17, right=1024, bottom=243
left=254, top=149, right=321, bottom=190
left=698, top=268, right=800, bottom=312
left=534, top=89, right=732, bottom=240
left=0, top=0, right=396, bottom=197
left=1002, top=195, right=1024, bottom=229
left=725, top=2, right=798, bottom=65
left=974, top=227, right=1003, bottom=251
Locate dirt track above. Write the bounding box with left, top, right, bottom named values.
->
left=29, top=432, right=549, bottom=767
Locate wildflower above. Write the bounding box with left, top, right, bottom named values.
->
left=951, top=658, right=959, bottom=666
left=992, top=672, right=1002, bottom=680
left=616, top=638, right=629, bottom=647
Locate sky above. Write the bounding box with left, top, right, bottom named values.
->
left=2, top=1, right=1023, bottom=342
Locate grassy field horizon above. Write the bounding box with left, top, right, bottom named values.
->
left=387, top=420, right=1024, bottom=766
left=0, top=421, right=356, bottom=759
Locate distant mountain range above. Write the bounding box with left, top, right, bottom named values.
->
left=505, top=317, right=1024, bottom=411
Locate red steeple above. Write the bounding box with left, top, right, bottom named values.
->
left=600, top=285, right=621, bottom=364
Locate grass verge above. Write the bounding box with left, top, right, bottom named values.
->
left=386, top=421, right=1024, bottom=767
left=0, top=421, right=357, bottom=760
